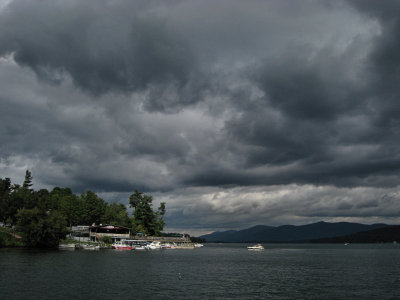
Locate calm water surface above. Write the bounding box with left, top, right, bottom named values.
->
left=1, top=243, right=400, bottom=299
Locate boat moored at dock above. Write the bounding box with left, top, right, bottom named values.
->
left=58, top=243, right=76, bottom=250
left=80, top=244, right=100, bottom=250
left=112, top=240, right=133, bottom=250
left=148, top=241, right=162, bottom=250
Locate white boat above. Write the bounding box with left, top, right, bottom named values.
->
left=148, top=241, right=162, bottom=250
left=133, top=244, right=149, bottom=250
left=174, top=243, right=195, bottom=249
left=247, top=244, right=264, bottom=251
left=131, top=241, right=150, bottom=250
left=161, top=243, right=172, bottom=249
left=58, top=243, right=76, bottom=250
left=194, top=243, right=204, bottom=248
left=81, top=244, right=100, bottom=250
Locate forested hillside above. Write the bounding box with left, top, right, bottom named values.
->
left=0, top=171, right=165, bottom=247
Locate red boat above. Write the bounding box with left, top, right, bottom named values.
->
left=112, top=241, right=132, bottom=250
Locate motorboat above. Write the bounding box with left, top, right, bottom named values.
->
left=130, top=240, right=150, bottom=250
left=174, top=243, right=195, bottom=249
left=132, top=244, right=149, bottom=250
left=148, top=241, right=162, bottom=250
left=161, top=243, right=172, bottom=249
left=58, top=243, right=76, bottom=250
left=81, top=244, right=100, bottom=250
left=112, top=240, right=133, bottom=250
left=247, top=244, right=264, bottom=251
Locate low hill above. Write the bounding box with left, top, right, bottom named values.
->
left=311, top=225, right=400, bottom=243
left=200, top=221, right=389, bottom=243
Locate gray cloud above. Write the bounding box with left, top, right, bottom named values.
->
left=1, top=0, right=400, bottom=232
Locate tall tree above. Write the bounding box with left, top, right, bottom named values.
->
left=129, top=190, right=143, bottom=209
left=155, top=202, right=166, bottom=234
left=132, top=194, right=156, bottom=235
left=0, top=178, right=11, bottom=194
left=129, top=190, right=166, bottom=236
left=81, top=190, right=107, bottom=225
left=22, top=170, right=33, bottom=190
left=5, top=184, right=26, bottom=225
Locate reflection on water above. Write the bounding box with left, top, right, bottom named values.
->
left=1, top=243, right=400, bottom=299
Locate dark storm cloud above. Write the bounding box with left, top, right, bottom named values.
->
left=347, top=0, right=400, bottom=126
left=211, top=1, right=400, bottom=188
left=0, top=0, right=198, bottom=111
left=2, top=0, right=400, bottom=231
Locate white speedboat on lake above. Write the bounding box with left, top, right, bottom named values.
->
left=247, top=244, right=264, bottom=251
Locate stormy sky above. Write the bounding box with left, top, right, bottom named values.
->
left=1, top=0, right=400, bottom=235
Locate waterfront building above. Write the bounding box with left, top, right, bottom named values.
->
left=70, top=225, right=90, bottom=242
left=89, top=225, right=131, bottom=243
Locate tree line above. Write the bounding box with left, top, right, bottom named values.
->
left=0, top=170, right=166, bottom=247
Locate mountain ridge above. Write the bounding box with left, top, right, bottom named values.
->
left=311, top=225, right=400, bottom=243
left=200, top=221, right=389, bottom=242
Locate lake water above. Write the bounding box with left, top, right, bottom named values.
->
left=1, top=243, right=400, bottom=299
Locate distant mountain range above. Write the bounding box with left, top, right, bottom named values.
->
left=311, top=225, right=400, bottom=243
left=200, top=221, right=391, bottom=243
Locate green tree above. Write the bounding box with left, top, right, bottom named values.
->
left=155, top=202, right=166, bottom=234
left=133, top=194, right=156, bottom=235
left=129, top=190, right=143, bottom=209
left=104, top=202, right=131, bottom=227
left=50, top=187, right=84, bottom=226
left=23, top=189, right=50, bottom=211
left=0, top=178, right=12, bottom=223
left=129, top=191, right=166, bottom=236
left=16, top=207, right=68, bottom=248
left=22, top=170, right=33, bottom=190
left=81, top=190, right=107, bottom=225
left=4, top=184, right=26, bottom=225
left=48, top=187, right=73, bottom=210
left=132, top=224, right=148, bottom=235
left=0, top=178, right=11, bottom=195
left=58, top=195, right=84, bottom=226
